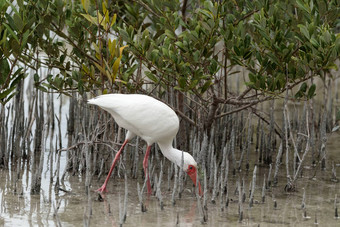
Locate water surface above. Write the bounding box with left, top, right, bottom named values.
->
left=0, top=137, right=339, bottom=227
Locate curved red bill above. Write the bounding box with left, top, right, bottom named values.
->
left=187, top=165, right=203, bottom=196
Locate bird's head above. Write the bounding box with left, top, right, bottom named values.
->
left=182, top=152, right=202, bottom=196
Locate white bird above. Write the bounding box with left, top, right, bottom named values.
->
left=88, top=94, right=202, bottom=195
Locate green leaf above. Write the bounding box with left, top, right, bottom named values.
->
left=0, top=85, right=16, bottom=100
left=248, top=73, right=256, bottom=83
left=178, top=76, right=187, bottom=89
left=92, top=42, right=100, bottom=54
left=145, top=71, right=158, bottom=83
left=119, top=28, right=131, bottom=42
left=2, top=23, right=19, bottom=44
left=295, top=82, right=308, bottom=98
left=102, top=1, right=109, bottom=24
left=300, top=82, right=307, bottom=92
left=0, top=58, right=10, bottom=85
left=296, top=0, right=310, bottom=13
left=295, top=91, right=302, bottom=99
left=108, top=38, right=116, bottom=57
left=97, top=12, right=108, bottom=30
left=9, top=38, right=20, bottom=55
left=93, top=62, right=107, bottom=78
left=307, top=84, right=316, bottom=98
left=17, top=0, right=23, bottom=8
left=325, top=62, right=338, bottom=70
left=243, top=50, right=252, bottom=60
left=244, top=34, right=251, bottom=48
left=310, top=38, right=319, bottom=48
left=66, top=61, right=71, bottom=70
left=150, top=49, right=159, bottom=62
left=111, top=14, right=117, bottom=27
left=175, top=41, right=185, bottom=50
left=34, top=73, right=39, bottom=83
left=112, top=57, right=122, bottom=81
left=323, top=30, right=331, bottom=44
left=9, top=68, right=24, bottom=88
left=298, top=24, right=310, bottom=39
left=81, top=0, right=90, bottom=12
left=165, top=30, right=175, bottom=40
left=38, top=85, right=48, bottom=92
left=0, top=29, right=7, bottom=45
left=13, top=13, right=24, bottom=32
left=234, top=45, right=241, bottom=56
left=81, top=13, right=98, bottom=26
left=197, top=9, right=213, bottom=19
left=200, top=80, right=212, bottom=93
left=21, top=30, right=30, bottom=50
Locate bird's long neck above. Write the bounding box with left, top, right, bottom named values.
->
left=157, top=141, right=183, bottom=167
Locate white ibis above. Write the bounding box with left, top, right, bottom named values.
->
left=88, top=94, right=202, bottom=195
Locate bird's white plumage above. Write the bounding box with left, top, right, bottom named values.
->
left=88, top=94, right=179, bottom=145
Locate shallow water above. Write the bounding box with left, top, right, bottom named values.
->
left=0, top=134, right=339, bottom=227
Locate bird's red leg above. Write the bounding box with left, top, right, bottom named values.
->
left=96, top=140, right=129, bottom=193
left=143, top=146, right=152, bottom=195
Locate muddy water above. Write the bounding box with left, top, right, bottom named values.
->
left=0, top=135, right=339, bottom=227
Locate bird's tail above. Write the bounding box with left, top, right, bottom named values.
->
left=87, top=97, right=97, bottom=105
left=87, top=94, right=116, bottom=109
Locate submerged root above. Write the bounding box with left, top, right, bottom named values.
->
left=284, top=182, right=296, bottom=192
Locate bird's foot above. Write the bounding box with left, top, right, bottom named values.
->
left=95, top=184, right=108, bottom=193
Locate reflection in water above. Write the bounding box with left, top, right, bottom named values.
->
left=0, top=150, right=69, bottom=227
left=0, top=142, right=339, bottom=226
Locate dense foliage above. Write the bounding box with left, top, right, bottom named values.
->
left=1, top=0, right=339, bottom=129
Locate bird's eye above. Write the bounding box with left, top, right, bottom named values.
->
left=189, top=165, right=193, bottom=170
